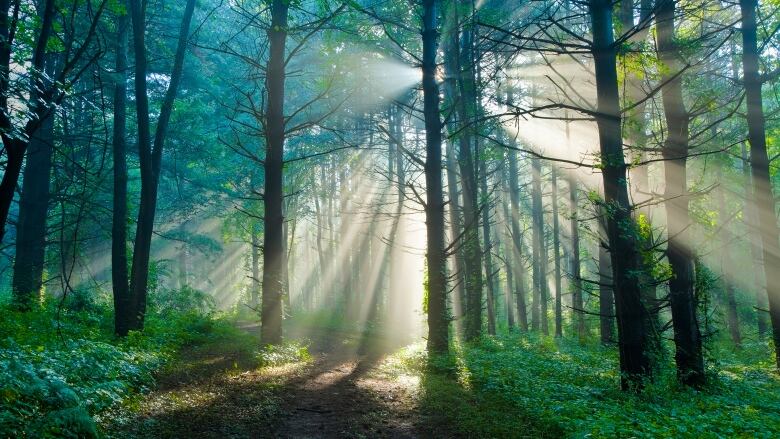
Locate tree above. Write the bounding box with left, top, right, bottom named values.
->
left=568, top=173, right=586, bottom=341
left=121, top=0, right=197, bottom=333
left=258, top=0, right=290, bottom=346
left=421, top=0, right=449, bottom=354
left=11, top=56, right=54, bottom=308
left=740, top=0, right=780, bottom=368
left=0, top=0, right=107, bottom=247
left=112, top=4, right=130, bottom=335
left=442, top=0, right=484, bottom=342
left=656, top=0, right=705, bottom=387
left=589, top=0, right=656, bottom=389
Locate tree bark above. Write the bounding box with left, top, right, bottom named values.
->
left=260, top=0, right=290, bottom=346
left=127, top=0, right=196, bottom=331
left=531, top=157, right=544, bottom=331
left=422, top=0, right=449, bottom=354
left=566, top=171, right=586, bottom=342
left=740, top=0, right=780, bottom=368
left=0, top=0, right=55, bottom=245
left=741, top=143, right=769, bottom=337
left=446, top=140, right=467, bottom=332
left=589, top=0, right=655, bottom=389
left=112, top=6, right=131, bottom=335
left=251, top=222, right=261, bottom=308
left=450, top=9, right=484, bottom=342
left=598, top=217, right=615, bottom=344
left=480, top=147, right=497, bottom=336
left=12, top=59, right=54, bottom=309
left=716, top=168, right=741, bottom=346
left=657, top=0, right=705, bottom=387
left=552, top=169, right=563, bottom=337
left=508, top=149, right=528, bottom=330
left=500, top=156, right=515, bottom=330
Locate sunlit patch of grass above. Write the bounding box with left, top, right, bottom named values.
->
left=256, top=340, right=313, bottom=366
left=377, top=333, right=780, bottom=438
left=257, top=361, right=311, bottom=378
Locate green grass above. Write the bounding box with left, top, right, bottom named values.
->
left=380, top=333, right=780, bottom=438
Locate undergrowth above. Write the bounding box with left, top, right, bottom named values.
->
left=0, top=288, right=242, bottom=438
left=380, top=333, right=780, bottom=438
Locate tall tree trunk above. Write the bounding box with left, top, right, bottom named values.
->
left=552, top=169, right=563, bottom=337
left=441, top=8, right=466, bottom=335
left=446, top=140, right=467, bottom=332
left=283, top=212, right=293, bottom=315
left=260, top=0, right=290, bottom=346
left=251, top=222, right=261, bottom=308
left=0, top=0, right=55, bottom=245
left=503, top=237, right=516, bottom=329
left=450, top=11, right=484, bottom=341
left=387, top=106, right=407, bottom=331
left=339, top=166, right=351, bottom=313
left=657, top=0, right=705, bottom=387
left=541, top=210, right=550, bottom=335
left=313, top=185, right=325, bottom=303
left=598, top=218, right=615, bottom=344
left=741, top=143, right=769, bottom=336
left=12, top=59, right=54, bottom=309
left=422, top=0, right=448, bottom=354
left=590, top=0, right=655, bottom=389
left=112, top=6, right=130, bottom=335
left=716, top=168, right=741, bottom=346
left=569, top=174, right=586, bottom=342
left=740, top=0, right=780, bottom=368
left=500, top=157, right=516, bottom=330
left=531, top=157, right=543, bottom=331
left=508, top=150, right=528, bottom=330
left=480, top=148, right=497, bottom=336
left=127, top=0, right=196, bottom=331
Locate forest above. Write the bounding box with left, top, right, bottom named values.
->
left=1, top=0, right=780, bottom=437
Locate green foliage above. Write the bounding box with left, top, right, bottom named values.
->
left=382, top=334, right=780, bottom=438
left=149, top=285, right=216, bottom=315
left=256, top=341, right=312, bottom=367
left=0, top=297, right=230, bottom=438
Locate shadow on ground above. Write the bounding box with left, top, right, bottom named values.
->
left=105, top=323, right=461, bottom=438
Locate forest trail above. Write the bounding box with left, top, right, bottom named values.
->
left=110, top=323, right=432, bottom=438
left=275, top=346, right=418, bottom=438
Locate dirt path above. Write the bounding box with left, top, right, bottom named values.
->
left=108, top=325, right=430, bottom=438
left=275, top=346, right=419, bottom=438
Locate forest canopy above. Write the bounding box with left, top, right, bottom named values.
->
left=1, top=0, right=780, bottom=437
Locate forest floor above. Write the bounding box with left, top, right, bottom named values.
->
left=108, top=322, right=449, bottom=438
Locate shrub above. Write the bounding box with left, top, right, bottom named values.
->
left=256, top=341, right=312, bottom=367
left=0, top=296, right=227, bottom=438
left=382, top=334, right=780, bottom=438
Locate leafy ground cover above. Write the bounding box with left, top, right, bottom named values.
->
left=378, top=333, right=780, bottom=438
left=5, top=290, right=779, bottom=439
left=0, top=290, right=255, bottom=438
